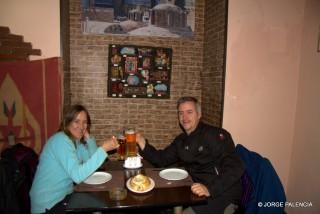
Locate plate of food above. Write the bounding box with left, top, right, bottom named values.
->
left=159, top=168, right=188, bottom=181
left=83, top=172, right=112, bottom=185
left=126, top=174, right=155, bottom=193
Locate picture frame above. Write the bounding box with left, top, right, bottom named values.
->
left=108, top=44, right=172, bottom=99
left=318, top=26, right=320, bottom=52
left=81, top=0, right=195, bottom=38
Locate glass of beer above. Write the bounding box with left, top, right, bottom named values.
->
left=117, top=134, right=126, bottom=160
left=125, top=128, right=137, bottom=157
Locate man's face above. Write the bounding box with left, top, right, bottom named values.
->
left=178, top=101, right=201, bottom=135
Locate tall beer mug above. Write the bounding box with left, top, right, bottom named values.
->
left=125, top=128, right=137, bottom=157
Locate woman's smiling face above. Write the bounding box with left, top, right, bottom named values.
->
left=68, top=111, right=88, bottom=140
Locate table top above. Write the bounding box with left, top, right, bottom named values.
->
left=65, top=159, right=207, bottom=212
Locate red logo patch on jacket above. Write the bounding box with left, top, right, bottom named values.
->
left=219, top=133, right=225, bottom=141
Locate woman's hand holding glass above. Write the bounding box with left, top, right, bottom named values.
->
left=100, top=136, right=119, bottom=152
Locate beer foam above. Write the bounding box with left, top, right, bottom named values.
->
left=125, top=129, right=135, bottom=134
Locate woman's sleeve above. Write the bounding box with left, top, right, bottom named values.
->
left=52, top=135, right=108, bottom=184
left=76, top=137, right=99, bottom=162
left=86, top=136, right=98, bottom=156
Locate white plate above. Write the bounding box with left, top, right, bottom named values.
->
left=83, top=172, right=112, bottom=185
left=159, top=168, right=188, bottom=181
left=126, top=177, right=155, bottom=193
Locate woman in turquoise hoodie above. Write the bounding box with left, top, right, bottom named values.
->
left=30, top=104, right=119, bottom=213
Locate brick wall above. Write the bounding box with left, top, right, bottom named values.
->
left=201, top=0, right=227, bottom=127
left=66, top=0, right=225, bottom=148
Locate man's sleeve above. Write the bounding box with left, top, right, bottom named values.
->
left=207, top=129, right=245, bottom=198
left=139, top=138, right=180, bottom=167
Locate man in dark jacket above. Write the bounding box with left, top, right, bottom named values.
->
left=137, top=96, right=244, bottom=214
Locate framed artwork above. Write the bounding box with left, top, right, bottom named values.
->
left=318, top=26, right=320, bottom=52
left=108, top=44, right=172, bottom=99
left=81, top=0, right=195, bottom=38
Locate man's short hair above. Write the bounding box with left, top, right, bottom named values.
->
left=177, top=96, right=201, bottom=113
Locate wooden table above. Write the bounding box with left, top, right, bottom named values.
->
left=65, top=159, right=207, bottom=213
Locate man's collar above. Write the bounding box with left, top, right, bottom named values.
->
left=183, top=121, right=203, bottom=136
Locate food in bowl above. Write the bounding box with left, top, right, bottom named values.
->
left=129, top=174, right=151, bottom=192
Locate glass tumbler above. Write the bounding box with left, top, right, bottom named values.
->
left=117, top=134, right=126, bottom=160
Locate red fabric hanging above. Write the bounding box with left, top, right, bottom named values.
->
left=0, top=57, right=62, bottom=154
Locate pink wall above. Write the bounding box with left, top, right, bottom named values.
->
left=287, top=0, right=320, bottom=213
left=225, top=0, right=319, bottom=212
left=225, top=0, right=304, bottom=188
left=0, top=0, right=60, bottom=60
